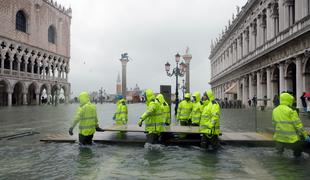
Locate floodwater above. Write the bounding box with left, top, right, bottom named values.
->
left=0, top=104, right=310, bottom=179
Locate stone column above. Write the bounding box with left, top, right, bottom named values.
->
left=58, top=66, right=61, bottom=79
left=36, top=93, right=40, bottom=105
left=24, top=57, right=28, bottom=73
left=8, top=91, right=12, bottom=107
left=257, top=71, right=262, bottom=106
left=283, top=2, right=289, bottom=29
left=47, top=88, right=51, bottom=104
left=257, top=14, right=263, bottom=47
left=266, top=67, right=272, bottom=107
left=296, top=57, right=303, bottom=109
left=30, top=56, right=36, bottom=76
left=48, top=63, right=51, bottom=79
left=23, top=93, right=27, bottom=105
left=0, top=52, right=5, bottom=74
left=238, top=35, right=243, bottom=60
left=62, top=68, right=65, bottom=80
left=244, top=29, right=249, bottom=55
left=242, top=31, right=247, bottom=57
left=9, top=53, right=14, bottom=75
left=237, top=79, right=241, bottom=100
left=37, top=63, right=40, bottom=77
left=242, top=77, right=247, bottom=106
left=120, top=56, right=129, bottom=98
left=249, top=74, right=253, bottom=101
left=53, top=68, right=55, bottom=80
left=66, top=68, right=69, bottom=81
left=250, top=21, right=257, bottom=51
left=279, top=62, right=285, bottom=93
left=183, top=50, right=192, bottom=93
left=17, top=54, right=22, bottom=76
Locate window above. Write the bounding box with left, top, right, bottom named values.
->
left=48, top=26, right=56, bottom=44
left=16, top=10, right=27, bottom=32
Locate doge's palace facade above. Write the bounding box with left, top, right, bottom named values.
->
left=0, top=0, right=71, bottom=106
left=210, top=0, right=310, bottom=109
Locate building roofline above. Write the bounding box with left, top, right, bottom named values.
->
left=209, top=0, right=258, bottom=59
left=42, top=0, right=72, bottom=18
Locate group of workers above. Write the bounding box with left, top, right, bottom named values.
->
left=68, top=90, right=310, bottom=157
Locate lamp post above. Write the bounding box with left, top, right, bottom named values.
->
left=165, top=53, right=186, bottom=115
left=182, top=47, right=192, bottom=93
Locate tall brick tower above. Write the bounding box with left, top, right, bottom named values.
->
left=116, top=73, right=122, bottom=95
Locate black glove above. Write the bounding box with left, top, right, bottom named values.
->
left=138, top=118, right=143, bottom=127
left=69, top=127, right=73, bottom=136
left=96, top=127, right=104, bottom=132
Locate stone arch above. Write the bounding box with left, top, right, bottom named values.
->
left=27, top=81, right=39, bottom=105
left=51, top=84, right=60, bottom=105
left=285, top=62, right=297, bottom=95
left=0, top=78, right=11, bottom=106
left=12, top=81, right=25, bottom=106
left=39, top=83, right=51, bottom=104
left=271, top=66, right=280, bottom=98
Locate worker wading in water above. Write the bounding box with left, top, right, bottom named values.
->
left=69, top=92, right=104, bottom=145
left=272, top=92, right=310, bottom=157
left=200, top=90, right=221, bottom=150
left=138, top=89, right=165, bottom=144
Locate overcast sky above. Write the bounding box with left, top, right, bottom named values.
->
left=56, top=0, right=248, bottom=96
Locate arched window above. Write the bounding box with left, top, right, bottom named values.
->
left=48, top=26, right=56, bottom=44
left=16, top=10, right=27, bottom=32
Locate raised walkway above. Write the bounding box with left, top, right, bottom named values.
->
left=40, top=125, right=276, bottom=146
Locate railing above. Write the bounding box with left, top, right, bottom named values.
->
left=0, top=68, right=67, bottom=83
left=211, top=15, right=310, bottom=83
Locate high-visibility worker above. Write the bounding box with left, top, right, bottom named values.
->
left=200, top=90, right=221, bottom=150
left=113, top=95, right=128, bottom=125
left=272, top=92, right=310, bottom=157
left=69, top=92, right=103, bottom=145
left=138, top=89, right=165, bottom=144
left=156, top=94, right=171, bottom=126
left=177, top=93, right=193, bottom=126
left=190, top=92, right=203, bottom=126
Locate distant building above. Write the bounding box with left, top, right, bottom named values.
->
left=126, top=84, right=142, bottom=103
left=89, top=91, right=99, bottom=103
left=0, top=0, right=72, bottom=106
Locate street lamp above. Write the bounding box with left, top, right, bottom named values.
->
left=165, top=53, right=186, bottom=115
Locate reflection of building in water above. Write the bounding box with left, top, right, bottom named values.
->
left=0, top=0, right=71, bottom=106
left=209, top=0, right=310, bottom=109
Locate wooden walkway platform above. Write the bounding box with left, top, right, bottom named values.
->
left=40, top=125, right=275, bottom=146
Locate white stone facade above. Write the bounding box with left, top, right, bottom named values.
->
left=209, top=0, right=310, bottom=109
left=0, top=0, right=71, bottom=106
